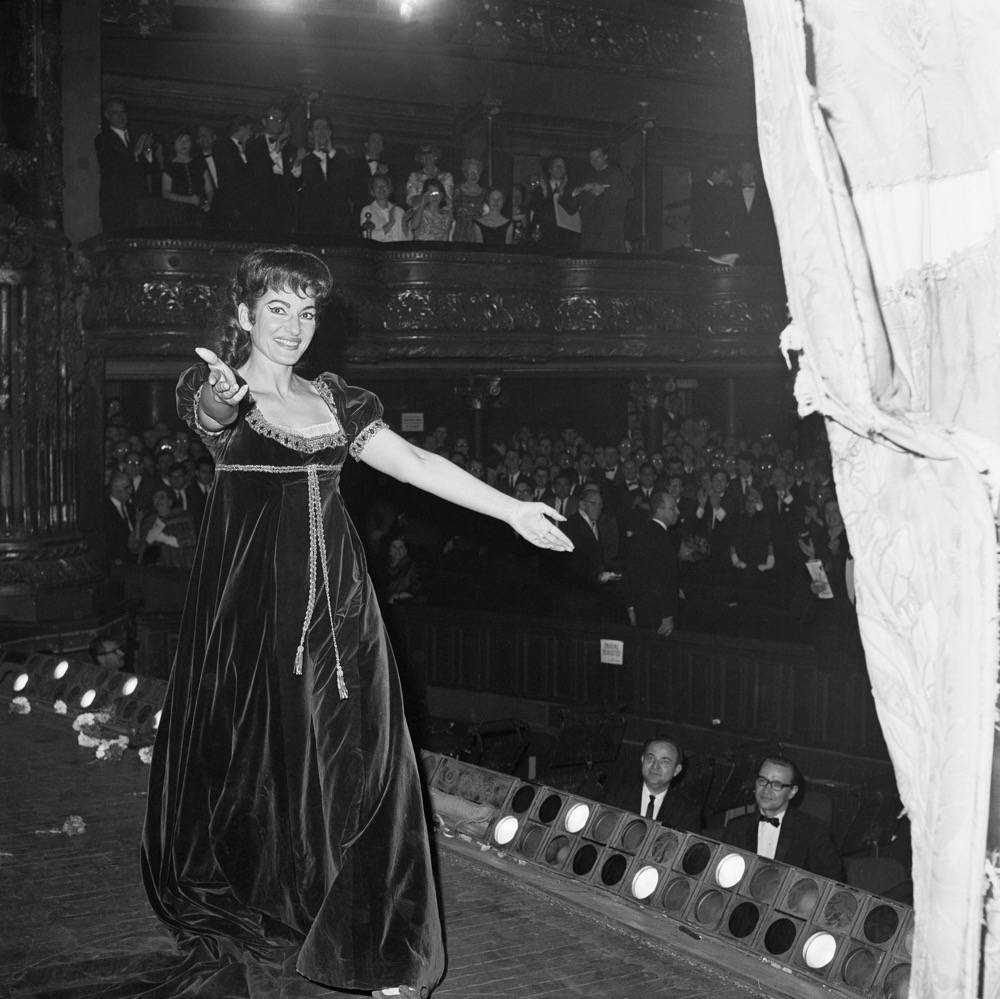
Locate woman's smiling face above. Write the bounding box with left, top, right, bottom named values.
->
left=239, top=287, right=318, bottom=366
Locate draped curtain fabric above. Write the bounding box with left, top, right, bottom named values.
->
left=742, top=2, right=1000, bottom=996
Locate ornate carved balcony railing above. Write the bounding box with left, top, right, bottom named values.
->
left=81, top=235, right=787, bottom=376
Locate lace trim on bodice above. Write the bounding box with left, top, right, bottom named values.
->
left=246, top=378, right=348, bottom=454
left=349, top=419, right=388, bottom=461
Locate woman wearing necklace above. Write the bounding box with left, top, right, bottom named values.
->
left=141, top=249, right=572, bottom=999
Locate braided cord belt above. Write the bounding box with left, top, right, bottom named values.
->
left=215, top=462, right=348, bottom=698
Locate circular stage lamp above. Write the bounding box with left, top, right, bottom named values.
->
left=563, top=802, right=590, bottom=833
left=801, top=930, right=837, bottom=969
left=630, top=864, right=659, bottom=900
left=493, top=815, right=519, bottom=846
left=714, top=852, right=746, bottom=889
left=13, top=673, right=30, bottom=692
left=80, top=688, right=98, bottom=708
left=121, top=676, right=139, bottom=696
left=53, top=660, right=69, bottom=679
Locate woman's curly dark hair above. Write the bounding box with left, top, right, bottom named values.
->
left=215, top=249, right=333, bottom=368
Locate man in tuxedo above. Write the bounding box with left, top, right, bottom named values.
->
left=690, top=161, right=740, bottom=257
left=559, top=484, right=622, bottom=618
left=104, top=472, right=138, bottom=567
left=549, top=472, right=578, bottom=518
left=212, top=115, right=253, bottom=230
left=298, top=115, right=353, bottom=238
left=722, top=756, right=842, bottom=880
left=246, top=103, right=300, bottom=234
left=352, top=131, right=390, bottom=218
left=604, top=736, right=702, bottom=832
left=624, top=491, right=680, bottom=637
left=733, top=159, right=780, bottom=264
left=93, top=98, right=154, bottom=232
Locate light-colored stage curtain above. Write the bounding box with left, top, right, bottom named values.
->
left=742, top=2, right=1000, bottom=996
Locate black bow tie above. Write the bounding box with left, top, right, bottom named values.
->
left=366, top=157, right=378, bottom=162
left=757, top=813, right=780, bottom=827
left=204, top=153, right=213, bottom=159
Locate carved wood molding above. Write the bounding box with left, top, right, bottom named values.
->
left=80, top=236, right=787, bottom=370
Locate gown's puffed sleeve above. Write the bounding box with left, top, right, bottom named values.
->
left=176, top=364, right=240, bottom=442
left=324, top=373, right=388, bottom=461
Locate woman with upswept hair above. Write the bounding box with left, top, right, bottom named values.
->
left=139, top=248, right=573, bottom=998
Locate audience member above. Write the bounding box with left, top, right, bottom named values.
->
left=139, top=488, right=198, bottom=569
left=360, top=175, right=410, bottom=242
left=298, top=114, right=353, bottom=237
left=105, top=471, right=139, bottom=567
left=406, top=143, right=454, bottom=208
left=353, top=131, right=390, bottom=211
left=212, top=115, right=253, bottom=229
left=246, top=103, right=300, bottom=233
left=409, top=178, right=454, bottom=241
left=89, top=635, right=128, bottom=672
left=509, top=184, right=531, bottom=244
left=733, top=159, right=780, bottom=264
left=624, top=492, right=680, bottom=637
left=94, top=98, right=156, bottom=232
left=570, top=143, right=632, bottom=253
left=603, top=736, right=702, bottom=832
left=528, top=155, right=582, bottom=252
left=474, top=188, right=514, bottom=246
left=559, top=484, right=622, bottom=618
left=161, top=128, right=212, bottom=223
left=194, top=124, right=219, bottom=210
left=451, top=158, right=486, bottom=243
left=722, top=755, right=842, bottom=879
left=690, top=161, right=740, bottom=259
left=380, top=535, right=423, bottom=605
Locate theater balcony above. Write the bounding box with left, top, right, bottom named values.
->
left=80, top=234, right=788, bottom=380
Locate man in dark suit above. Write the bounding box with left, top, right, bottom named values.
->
left=734, top=159, right=780, bottom=264
left=246, top=103, right=301, bottom=234
left=93, top=98, right=154, bottom=232
left=352, top=131, right=390, bottom=219
left=559, top=484, right=622, bottom=618
left=624, top=491, right=680, bottom=637
left=104, top=472, right=138, bottom=567
left=298, top=115, right=353, bottom=238
left=212, top=115, right=253, bottom=230
left=603, top=736, right=702, bottom=832
left=690, top=161, right=740, bottom=257
left=722, top=755, right=842, bottom=880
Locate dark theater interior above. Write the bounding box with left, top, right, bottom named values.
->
left=1, top=2, right=997, bottom=997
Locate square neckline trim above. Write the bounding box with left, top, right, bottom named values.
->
left=245, top=376, right=349, bottom=453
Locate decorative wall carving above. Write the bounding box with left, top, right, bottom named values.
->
left=440, top=0, right=751, bottom=81
left=81, top=237, right=787, bottom=372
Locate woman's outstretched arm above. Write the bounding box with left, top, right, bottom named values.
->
left=360, top=427, right=573, bottom=552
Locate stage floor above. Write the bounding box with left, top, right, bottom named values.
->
left=1, top=710, right=821, bottom=999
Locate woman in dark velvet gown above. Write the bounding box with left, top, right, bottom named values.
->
left=140, top=249, right=573, bottom=999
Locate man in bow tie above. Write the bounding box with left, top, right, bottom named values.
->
left=298, top=115, right=352, bottom=237
left=722, top=756, right=842, bottom=879
left=352, top=131, right=390, bottom=218
left=212, top=115, right=253, bottom=230
left=733, top=158, right=780, bottom=263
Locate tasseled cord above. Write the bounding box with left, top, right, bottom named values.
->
left=294, top=466, right=347, bottom=698
left=215, top=463, right=346, bottom=698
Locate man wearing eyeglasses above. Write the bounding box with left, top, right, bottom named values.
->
left=721, top=756, right=841, bottom=879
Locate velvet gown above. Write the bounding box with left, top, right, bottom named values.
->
left=139, top=365, right=445, bottom=996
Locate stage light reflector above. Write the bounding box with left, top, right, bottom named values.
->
left=784, top=875, right=822, bottom=919
left=630, top=864, right=659, bottom=900
left=80, top=688, right=97, bottom=708
left=880, top=961, right=910, bottom=996
left=564, top=802, right=590, bottom=833
left=762, top=915, right=801, bottom=957
left=660, top=875, right=694, bottom=913
left=819, top=887, right=860, bottom=931
left=747, top=862, right=787, bottom=902
left=53, top=660, right=69, bottom=679
left=801, top=931, right=837, bottom=969
left=13, top=673, right=29, bottom=691
left=518, top=824, right=546, bottom=858
left=645, top=828, right=683, bottom=865
left=493, top=815, right=519, bottom=845
left=691, top=888, right=727, bottom=928
left=618, top=818, right=648, bottom=852
left=121, top=676, right=139, bottom=696
left=598, top=852, right=628, bottom=887
left=543, top=834, right=572, bottom=868
left=840, top=945, right=881, bottom=989
left=861, top=902, right=901, bottom=946
left=588, top=808, right=621, bottom=844
left=570, top=843, right=599, bottom=875
left=536, top=792, right=563, bottom=824
left=714, top=852, right=746, bottom=888
left=726, top=900, right=761, bottom=939
left=510, top=784, right=535, bottom=813
left=679, top=839, right=713, bottom=876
